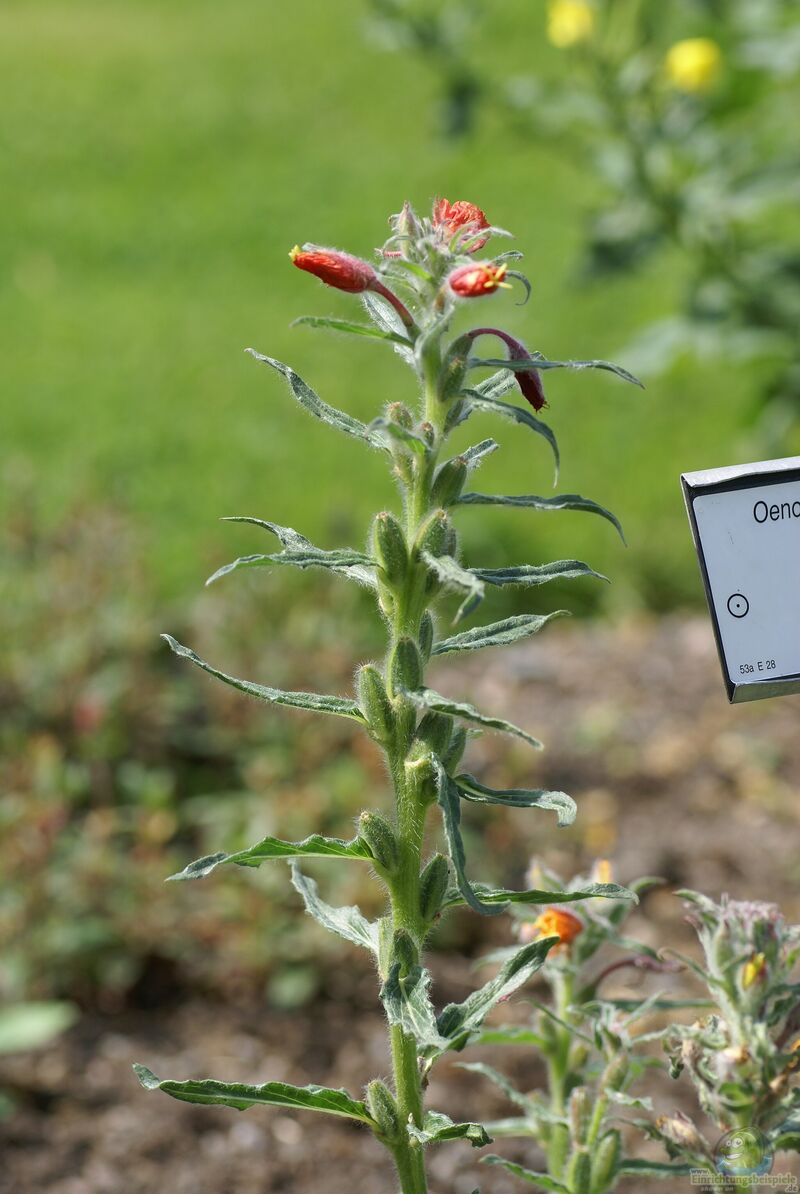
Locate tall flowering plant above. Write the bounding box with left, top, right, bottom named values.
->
left=134, top=199, right=639, bottom=1193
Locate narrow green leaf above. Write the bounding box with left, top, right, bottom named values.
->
left=436, top=938, right=557, bottom=1046
left=292, top=314, right=412, bottom=347
left=247, top=350, right=389, bottom=450
left=472, top=560, right=608, bottom=588
left=457, top=1062, right=532, bottom=1111
left=469, top=356, right=643, bottom=388
left=407, top=688, right=543, bottom=750
left=461, top=390, right=559, bottom=479
left=379, top=964, right=450, bottom=1053
left=134, top=1065, right=373, bottom=1123
left=455, top=773, right=576, bottom=827
left=432, top=611, right=568, bottom=656
left=434, top=759, right=505, bottom=918
left=290, top=863, right=378, bottom=954
left=167, top=833, right=373, bottom=881
left=471, top=1026, right=548, bottom=1049
left=361, top=293, right=415, bottom=362
left=206, top=547, right=376, bottom=587
left=459, top=438, right=500, bottom=471
left=472, top=369, right=518, bottom=400
left=407, top=1110, right=492, bottom=1148
left=161, top=635, right=366, bottom=723
left=481, top=1117, right=534, bottom=1138
left=457, top=492, right=625, bottom=543
left=618, top=1160, right=694, bottom=1176
left=443, top=882, right=636, bottom=911
left=482, top=1157, right=569, bottom=1191
left=422, top=552, right=485, bottom=622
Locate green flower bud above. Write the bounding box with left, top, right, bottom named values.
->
left=431, top=456, right=468, bottom=507
left=391, top=929, right=419, bottom=978
left=601, top=1052, right=629, bottom=1092
left=442, top=724, right=467, bottom=771
left=389, top=637, right=422, bottom=695
left=412, top=711, right=453, bottom=757
left=548, top=1122, right=570, bottom=1180
left=565, top=1148, right=592, bottom=1194
left=386, top=401, right=413, bottom=429
left=569, top=1087, right=591, bottom=1147
left=356, top=664, right=394, bottom=741
left=358, top=811, right=400, bottom=875
left=590, top=1129, right=621, bottom=1194
left=404, top=754, right=439, bottom=806
left=419, top=853, right=450, bottom=922
left=419, top=611, right=434, bottom=661
left=366, top=1079, right=400, bottom=1141
left=373, top=511, right=408, bottom=588
left=414, top=509, right=455, bottom=560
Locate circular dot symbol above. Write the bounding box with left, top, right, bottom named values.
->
left=727, top=593, right=749, bottom=618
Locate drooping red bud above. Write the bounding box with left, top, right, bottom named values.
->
left=464, top=327, right=547, bottom=411
left=448, top=262, right=509, bottom=298
left=432, top=198, right=490, bottom=252
left=290, top=245, right=377, bottom=293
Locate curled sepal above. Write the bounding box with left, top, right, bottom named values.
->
left=460, top=390, right=559, bottom=480
left=432, top=611, right=568, bottom=656
left=247, top=350, right=389, bottom=451
left=407, top=688, right=543, bottom=750
left=291, top=314, right=413, bottom=348
left=421, top=552, right=485, bottom=622
left=433, top=758, right=504, bottom=918
left=435, top=938, right=558, bottom=1050
left=290, top=864, right=379, bottom=955
left=472, top=561, right=608, bottom=589
left=161, top=636, right=366, bottom=724
left=167, top=833, right=373, bottom=880
left=457, top=492, right=625, bottom=543
left=133, top=1065, right=374, bottom=1124
left=456, top=773, right=576, bottom=827
left=481, top=1157, right=569, bottom=1190
left=407, top=1111, right=492, bottom=1149
left=442, top=882, right=636, bottom=912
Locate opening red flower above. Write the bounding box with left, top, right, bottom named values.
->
left=432, top=198, right=491, bottom=251
left=448, top=262, right=510, bottom=298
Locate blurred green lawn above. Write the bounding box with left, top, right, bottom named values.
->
left=0, top=0, right=765, bottom=613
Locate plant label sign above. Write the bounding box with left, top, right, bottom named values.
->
left=682, top=456, right=800, bottom=703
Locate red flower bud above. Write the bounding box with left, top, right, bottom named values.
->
left=290, top=245, right=377, bottom=293
left=432, top=198, right=490, bottom=251
left=464, top=327, right=548, bottom=411
left=448, top=262, right=509, bottom=298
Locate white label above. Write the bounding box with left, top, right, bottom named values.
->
left=693, top=479, right=800, bottom=686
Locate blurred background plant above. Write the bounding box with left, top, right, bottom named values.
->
left=368, top=0, right=800, bottom=449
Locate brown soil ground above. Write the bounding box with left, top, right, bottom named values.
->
left=3, top=615, right=800, bottom=1193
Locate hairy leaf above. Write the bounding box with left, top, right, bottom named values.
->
left=471, top=1026, right=547, bottom=1049
left=161, top=636, right=366, bottom=723
left=422, top=552, right=485, bottom=622
left=469, top=356, right=643, bottom=388
left=434, top=760, right=505, bottom=918
left=458, top=492, right=624, bottom=543
left=482, top=1157, right=569, bottom=1191
left=134, top=1065, right=373, bottom=1123
left=472, top=560, right=608, bottom=588
left=461, top=390, right=559, bottom=478
left=443, top=882, right=635, bottom=911
left=380, top=964, right=450, bottom=1053
left=290, top=864, right=378, bottom=954
left=455, top=773, right=576, bottom=827
left=432, top=611, right=568, bottom=656
left=215, top=518, right=376, bottom=588
left=407, top=1110, right=492, bottom=1148
left=369, top=416, right=429, bottom=456
left=248, top=350, right=388, bottom=450
left=459, top=438, right=500, bottom=471
left=471, top=369, right=518, bottom=400
left=361, top=293, right=415, bottom=363
left=407, top=688, right=543, bottom=750
left=167, top=834, right=373, bottom=881
left=436, top=938, right=557, bottom=1046
left=292, top=314, right=412, bottom=347
left=619, top=1160, right=694, bottom=1176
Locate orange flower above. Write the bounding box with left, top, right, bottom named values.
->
left=448, top=262, right=510, bottom=298
left=290, top=245, right=377, bottom=293
left=432, top=198, right=491, bottom=251
left=531, top=906, right=584, bottom=948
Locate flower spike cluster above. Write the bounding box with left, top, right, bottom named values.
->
left=141, top=197, right=639, bottom=1194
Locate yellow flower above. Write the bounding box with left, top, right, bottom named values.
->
left=665, top=38, right=722, bottom=93
left=741, top=952, right=767, bottom=989
left=547, top=0, right=594, bottom=49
